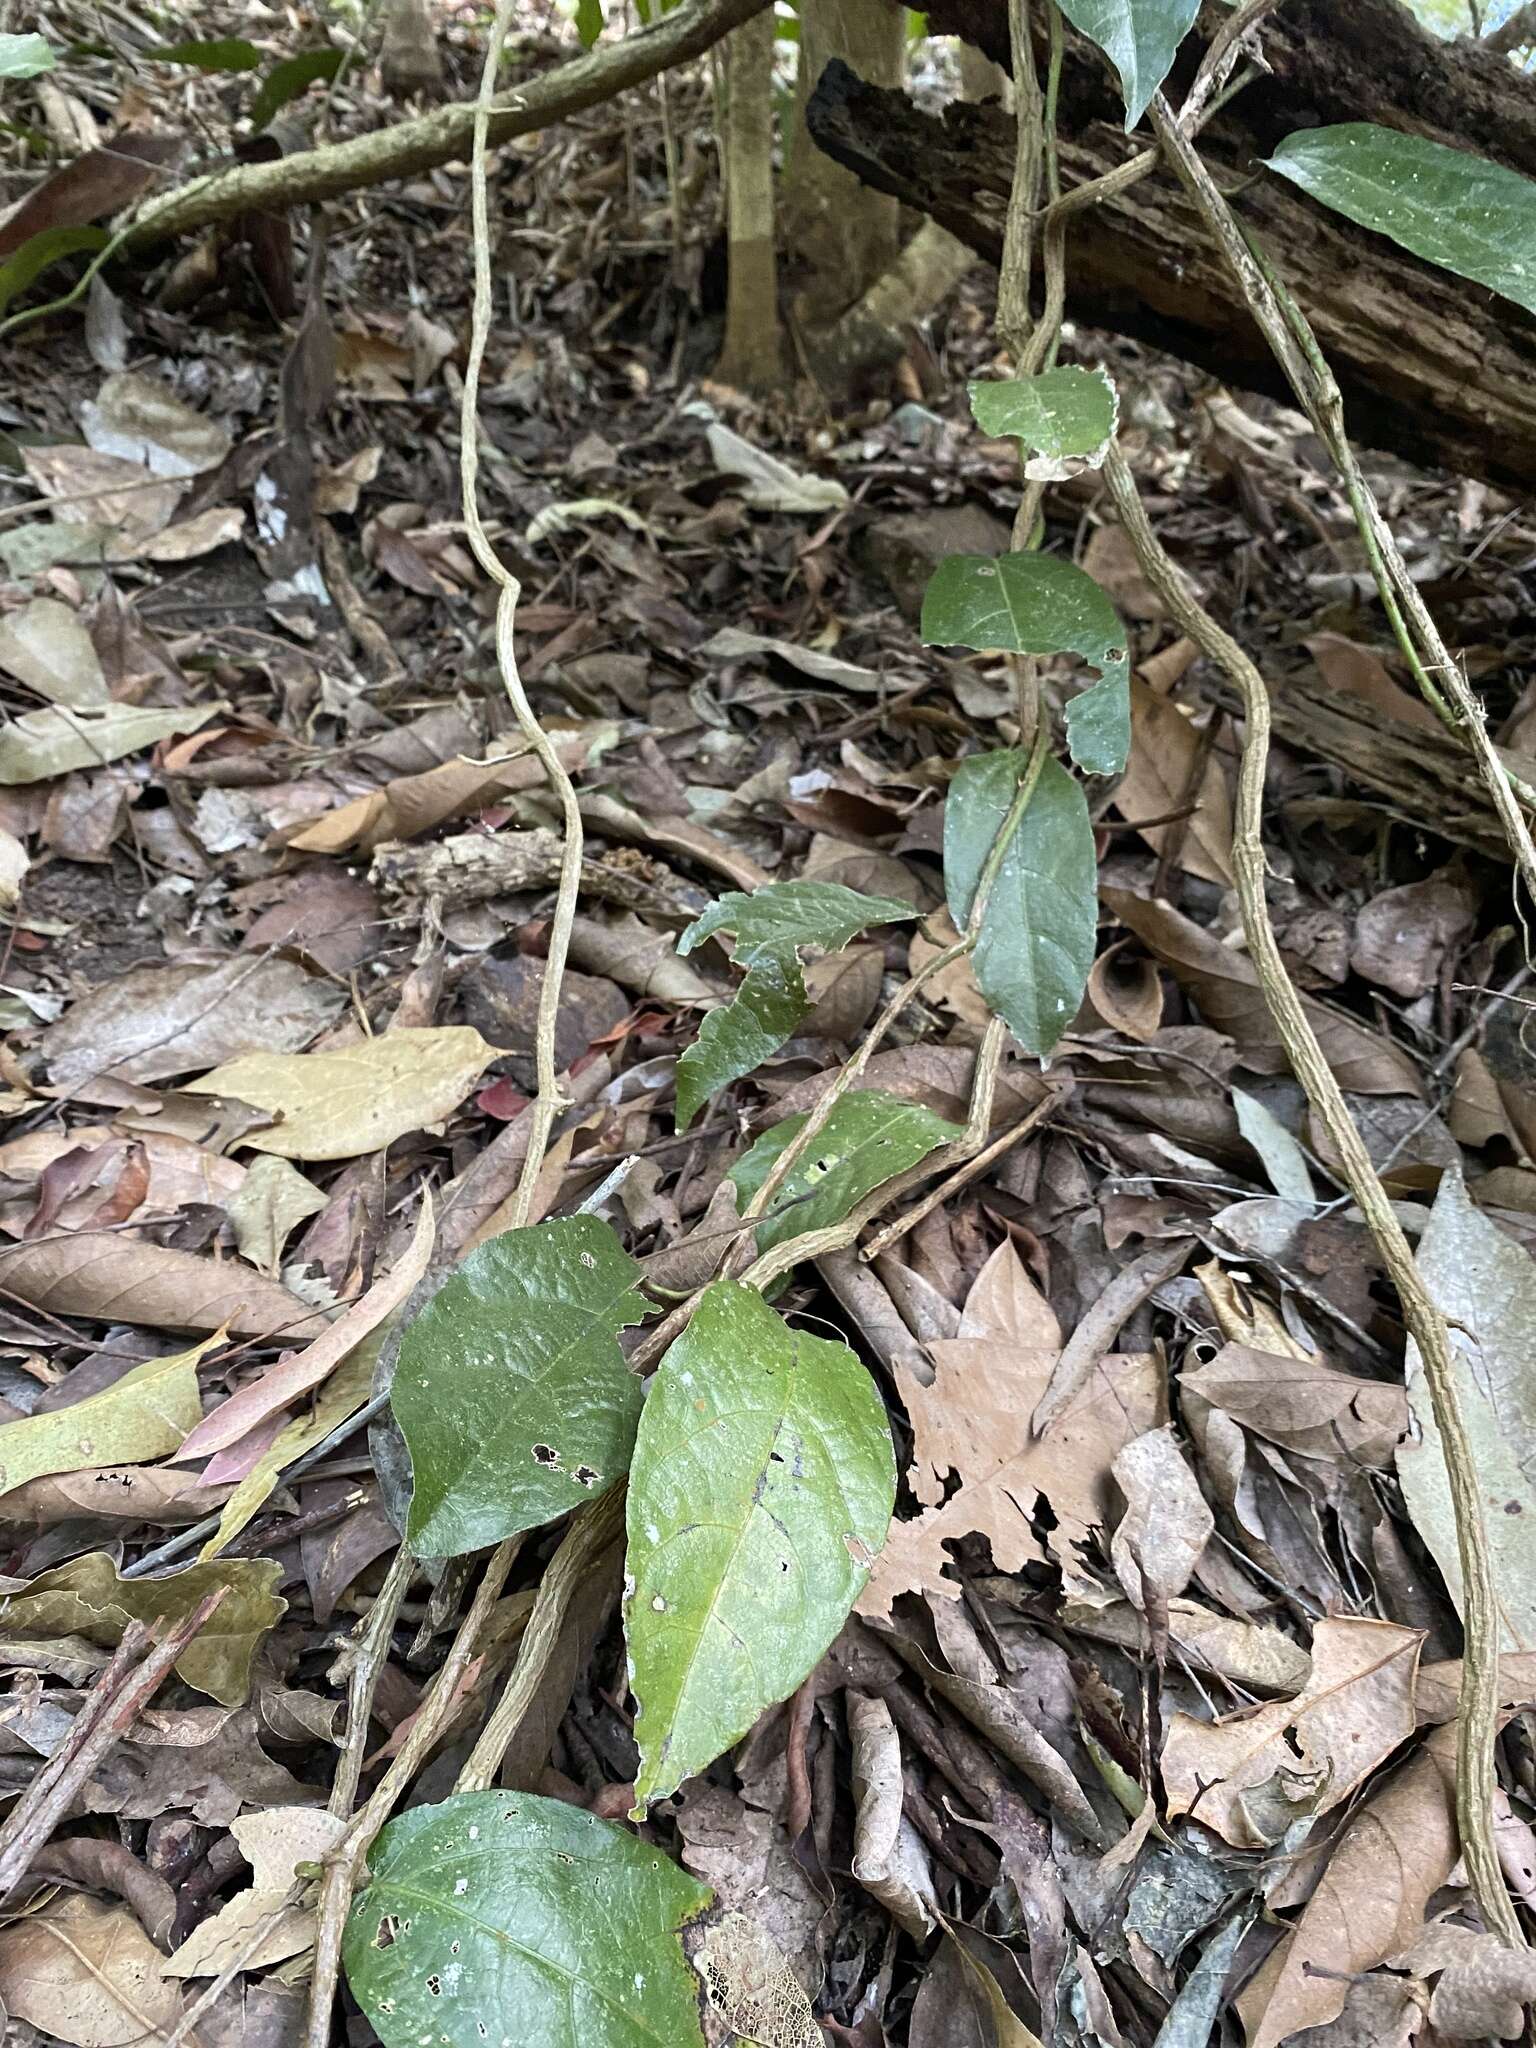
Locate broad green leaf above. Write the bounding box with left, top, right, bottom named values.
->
left=674, top=881, right=915, bottom=1130
left=0, top=33, right=54, bottom=78
left=186, top=1027, right=494, bottom=1160
left=922, top=553, right=1130, bottom=776
left=0, top=226, right=109, bottom=315
left=944, top=747, right=1097, bottom=1055
left=145, top=36, right=262, bottom=69
left=575, top=0, right=605, bottom=45
left=627, top=1279, right=894, bottom=1808
left=969, top=365, right=1118, bottom=469
left=0, top=1333, right=219, bottom=1502
left=0, top=701, right=216, bottom=785
left=343, top=1791, right=711, bottom=2048
left=249, top=47, right=346, bottom=131
left=1267, top=124, right=1536, bottom=319
left=729, top=1089, right=962, bottom=1255
left=0, top=1553, right=284, bottom=1704
left=1398, top=1171, right=1536, bottom=1649
left=394, top=1216, right=648, bottom=1559
left=1054, top=0, right=1200, bottom=129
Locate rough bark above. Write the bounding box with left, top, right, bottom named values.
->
left=380, top=0, right=445, bottom=99
left=715, top=11, right=785, bottom=389
left=805, top=0, right=1536, bottom=486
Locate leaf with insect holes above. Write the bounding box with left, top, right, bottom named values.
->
left=729, top=1089, right=963, bottom=1256
left=944, top=746, right=1097, bottom=1056
left=1267, top=124, right=1536, bottom=319
left=394, top=1216, right=648, bottom=1559
left=673, top=881, right=915, bottom=1131
left=0, top=1332, right=220, bottom=1502
left=1054, top=0, right=1200, bottom=129
left=626, top=1279, right=894, bottom=1810
left=969, top=366, right=1118, bottom=475
left=922, top=552, right=1130, bottom=775
left=342, top=1791, right=712, bottom=2048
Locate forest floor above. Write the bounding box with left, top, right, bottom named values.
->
left=3, top=10, right=1536, bottom=2048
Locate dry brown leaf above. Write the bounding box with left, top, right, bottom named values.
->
left=1180, top=1344, right=1407, bottom=1468
left=21, top=445, right=183, bottom=541
left=163, top=1806, right=346, bottom=1978
left=1391, top=1923, right=1536, bottom=2038
left=1162, top=1616, right=1422, bottom=1849
left=847, top=1690, right=938, bottom=1936
left=0, top=1893, right=188, bottom=2047
left=0, top=1462, right=226, bottom=1529
left=1115, top=675, right=1233, bottom=884
left=0, top=1233, right=330, bottom=1338
left=1305, top=632, right=1440, bottom=735
left=1105, top=888, right=1421, bottom=1094
left=1110, top=1427, right=1213, bottom=1608
left=1415, top=1652, right=1536, bottom=1725
left=1236, top=1724, right=1457, bottom=2048
left=0, top=596, right=109, bottom=708
left=1350, top=871, right=1477, bottom=999
left=284, top=732, right=591, bottom=856
left=1061, top=1595, right=1312, bottom=1693
left=1086, top=938, right=1164, bottom=1041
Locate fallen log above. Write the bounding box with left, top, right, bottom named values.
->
left=806, top=0, right=1536, bottom=487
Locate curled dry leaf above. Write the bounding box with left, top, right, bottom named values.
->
left=1110, top=1427, right=1213, bottom=1609
left=1391, top=1923, right=1536, bottom=2039
left=847, top=1690, right=939, bottom=1937
left=1180, top=1344, right=1407, bottom=1468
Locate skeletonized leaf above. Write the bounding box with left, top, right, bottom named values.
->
left=728, top=1089, right=962, bottom=1255
left=186, top=1027, right=495, bottom=1160
left=969, top=366, right=1118, bottom=475
left=1268, top=124, right=1536, bottom=319
left=627, top=1279, right=894, bottom=1809
left=0, top=1332, right=220, bottom=1499
left=1055, top=0, right=1201, bottom=129
left=0, top=702, right=218, bottom=785
left=943, top=747, right=1097, bottom=1056
left=0, top=1552, right=285, bottom=1704
left=395, top=1216, right=649, bottom=1559
left=674, top=882, right=915, bottom=1131
left=343, top=1791, right=712, bottom=2048
left=922, top=553, right=1129, bottom=775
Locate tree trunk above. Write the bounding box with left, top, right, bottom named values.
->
left=715, top=11, right=785, bottom=389
left=380, top=0, right=444, bottom=99
left=803, top=0, right=1536, bottom=486
left=782, top=0, right=905, bottom=330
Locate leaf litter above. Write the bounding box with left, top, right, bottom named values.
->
left=0, top=14, right=1534, bottom=2048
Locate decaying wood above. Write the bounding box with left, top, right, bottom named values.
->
left=371, top=828, right=702, bottom=920
left=805, top=0, right=1536, bottom=485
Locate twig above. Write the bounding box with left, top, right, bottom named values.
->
left=0, top=1591, right=226, bottom=1896
left=1485, top=1, right=1536, bottom=52
left=329, top=1546, right=414, bottom=1820
left=1103, top=439, right=1522, bottom=1951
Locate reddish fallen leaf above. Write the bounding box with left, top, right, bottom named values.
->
left=0, top=132, right=179, bottom=262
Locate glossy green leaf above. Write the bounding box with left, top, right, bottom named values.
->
left=674, top=881, right=915, bottom=1130
left=343, top=1791, right=711, bottom=2048
left=1055, top=0, right=1200, bottom=129
left=145, top=36, right=262, bottom=70
left=1267, top=123, right=1536, bottom=318
left=944, top=747, right=1097, bottom=1056
left=626, top=1279, right=894, bottom=1809
left=249, top=47, right=346, bottom=131
left=0, top=33, right=54, bottom=78
left=922, top=552, right=1129, bottom=775
left=0, top=226, right=108, bottom=315
left=394, top=1216, right=648, bottom=1559
left=729, top=1089, right=962, bottom=1255
left=575, top=0, right=605, bottom=45
left=969, top=365, right=1118, bottom=467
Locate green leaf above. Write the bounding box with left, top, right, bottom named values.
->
left=0, top=226, right=109, bottom=315
left=0, top=1553, right=284, bottom=1704
left=1266, top=123, right=1536, bottom=319
left=729, top=1089, right=962, bottom=1256
left=626, top=1279, right=895, bottom=1809
left=674, top=881, right=916, bottom=1131
left=969, top=365, right=1118, bottom=468
left=0, top=1333, right=219, bottom=1501
left=394, top=1216, right=649, bottom=1559
left=144, top=36, right=262, bottom=70
left=944, top=747, right=1097, bottom=1056
left=922, top=553, right=1130, bottom=776
left=249, top=47, right=346, bottom=131
left=0, top=33, right=55, bottom=78
left=574, top=0, right=605, bottom=45
left=1054, top=0, right=1200, bottom=129
left=343, top=1791, right=711, bottom=2048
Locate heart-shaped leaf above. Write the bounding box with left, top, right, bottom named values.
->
left=970, top=365, right=1118, bottom=471
left=1267, top=124, right=1536, bottom=319
left=627, top=1279, right=894, bottom=1809
left=1054, top=0, right=1200, bottom=129
left=944, top=746, right=1097, bottom=1056
left=394, top=1216, right=649, bottom=1559
left=729, top=1089, right=962, bottom=1255
left=674, top=881, right=915, bottom=1130
left=343, top=1791, right=712, bottom=2048
left=922, top=553, right=1129, bottom=775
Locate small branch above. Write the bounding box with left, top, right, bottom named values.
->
left=1485, top=1, right=1536, bottom=51
left=329, top=1546, right=414, bottom=1821
left=1103, top=439, right=1522, bottom=1952
left=860, top=1082, right=1065, bottom=1262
